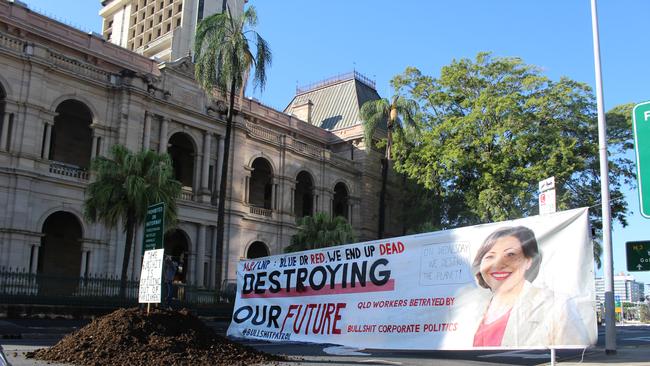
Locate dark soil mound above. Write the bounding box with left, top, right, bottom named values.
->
left=27, top=307, right=283, bottom=366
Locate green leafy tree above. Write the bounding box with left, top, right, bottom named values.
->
left=285, top=213, right=356, bottom=253
left=390, top=53, right=635, bottom=264
left=84, top=145, right=181, bottom=296
left=194, top=5, right=271, bottom=285
left=360, top=96, right=417, bottom=238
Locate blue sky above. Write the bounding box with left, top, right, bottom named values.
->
left=22, top=0, right=650, bottom=284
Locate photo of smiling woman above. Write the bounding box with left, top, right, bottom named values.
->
left=461, top=226, right=591, bottom=348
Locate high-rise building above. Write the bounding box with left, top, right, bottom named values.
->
left=99, top=0, right=245, bottom=61
left=595, top=274, right=646, bottom=303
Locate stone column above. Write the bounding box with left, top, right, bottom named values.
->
left=192, top=153, right=201, bottom=196
left=159, top=117, right=169, bottom=153
left=197, top=224, right=206, bottom=288
left=80, top=250, right=88, bottom=277
left=187, top=252, right=196, bottom=285
left=201, top=132, right=211, bottom=191
left=272, top=180, right=278, bottom=210
left=42, top=122, right=52, bottom=159
left=348, top=201, right=353, bottom=223
left=143, top=111, right=152, bottom=151
left=30, top=245, right=40, bottom=274
left=210, top=226, right=217, bottom=289
left=0, top=112, right=10, bottom=151
left=91, top=135, right=99, bottom=159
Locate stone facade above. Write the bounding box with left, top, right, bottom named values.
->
left=0, top=0, right=403, bottom=289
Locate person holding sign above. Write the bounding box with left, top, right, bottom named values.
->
left=465, top=226, right=590, bottom=347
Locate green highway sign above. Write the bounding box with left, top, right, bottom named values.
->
left=632, top=102, right=650, bottom=218
left=625, top=241, right=650, bottom=272
left=142, top=202, right=165, bottom=253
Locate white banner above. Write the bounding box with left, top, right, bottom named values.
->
left=227, top=208, right=597, bottom=350
left=138, top=249, right=164, bottom=304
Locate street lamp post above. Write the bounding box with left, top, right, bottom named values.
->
left=590, top=0, right=616, bottom=354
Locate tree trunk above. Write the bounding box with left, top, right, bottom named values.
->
left=120, top=212, right=135, bottom=299
left=377, top=157, right=388, bottom=239
left=215, top=75, right=237, bottom=290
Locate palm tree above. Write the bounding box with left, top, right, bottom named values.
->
left=285, top=213, right=356, bottom=253
left=360, top=95, right=417, bottom=239
left=194, top=5, right=271, bottom=288
left=84, top=145, right=181, bottom=297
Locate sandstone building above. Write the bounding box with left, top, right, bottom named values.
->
left=0, top=0, right=402, bottom=291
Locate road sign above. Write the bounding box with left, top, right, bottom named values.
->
left=538, top=177, right=556, bottom=215
left=626, top=241, right=650, bottom=272
left=142, top=202, right=165, bottom=253
left=632, top=102, right=650, bottom=218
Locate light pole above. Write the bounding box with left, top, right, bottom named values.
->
left=590, top=0, right=616, bottom=354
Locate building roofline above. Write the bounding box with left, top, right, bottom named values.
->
left=296, top=71, right=376, bottom=96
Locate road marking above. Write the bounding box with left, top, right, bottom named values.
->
left=323, top=346, right=370, bottom=356
left=479, top=350, right=551, bottom=359
left=358, top=360, right=402, bottom=365
left=623, top=336, right=650, bottom=342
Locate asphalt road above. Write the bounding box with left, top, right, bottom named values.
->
left=1, top=320, right=649, bottom=366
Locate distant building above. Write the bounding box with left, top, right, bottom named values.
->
left=595, top=274, right=646, bottom=303
left=99, top=0, right=245, bottom=61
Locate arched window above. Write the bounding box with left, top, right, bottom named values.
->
left=168, top=132, right=196, bottom=189
left=294, top=171, right=314, bottom=218
left=333, top=182, right=349, bottom=219
left=247, top=241, right=269, bottom=259
left=39, top=211, right=84, bottom=295
left=249, top=158, right=273, bottom=209
left=51, top=100, right=93, bottom=168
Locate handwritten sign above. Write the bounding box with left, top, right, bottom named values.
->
left=138, top=249, right=164, bottom=303
left=420, top=242, right=472, bottom=285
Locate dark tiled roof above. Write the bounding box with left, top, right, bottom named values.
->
left=284, top=73, right=382, bottom=131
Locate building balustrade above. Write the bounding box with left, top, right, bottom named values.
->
left=290, top=138, right=322, bottom=158
left=0, top=31, right=25, bottom=53
left=49, top=161, right=89, bottom=180
left=48, top=51, right=112, bottom=84
left=249, top=206, right=272, bottom=217
left=180, top=188, right=194, bottom=201
left=245, top=121, right=282, bottom=144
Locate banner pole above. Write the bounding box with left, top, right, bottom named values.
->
left=590, top=0, right=616, bottom=355
left=550, top=348, right=556, bottom=366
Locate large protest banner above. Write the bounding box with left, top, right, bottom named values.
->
left=227, top=208, right=597, bottom=349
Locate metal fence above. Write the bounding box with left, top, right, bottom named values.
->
left=0, top=267, right=231, bottom=312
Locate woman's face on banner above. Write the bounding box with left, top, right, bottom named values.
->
left=479, top=235, right=532, bottom=294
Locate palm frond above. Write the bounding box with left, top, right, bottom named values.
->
left=194, top=5, right=271, bottom=98
left=360, top=99, right=389, bottom=150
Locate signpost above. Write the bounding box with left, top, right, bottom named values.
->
left=632, top=101, right=650, bottom=218
left=538, top=176, right=556, bottom=215
left=139, top=202, right=166, bottom=312
left=626, top=241, right=650, bottom=272
left=143, top=202, right=165, bottom=253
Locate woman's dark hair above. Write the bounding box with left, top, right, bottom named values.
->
left=472, top=226, right=541, bottom=289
